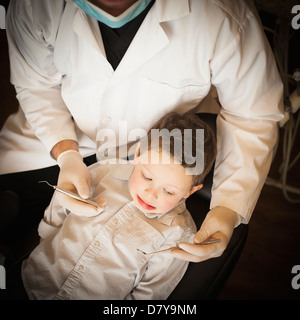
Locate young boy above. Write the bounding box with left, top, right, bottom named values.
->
left=21, top=112, right=216, bottom=300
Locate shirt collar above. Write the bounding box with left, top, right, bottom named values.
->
left=111, top=161, right=134, bottom=181
left=157, top=200, right=186, bottom=226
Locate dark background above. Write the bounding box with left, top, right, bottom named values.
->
left=0, top=0, right=299, bottom=299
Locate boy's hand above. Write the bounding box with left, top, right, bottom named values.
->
left=171, top=207, right=238, bottom=262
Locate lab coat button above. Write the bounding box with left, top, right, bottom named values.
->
left=112, top=219, right=118, bottom=226
left=94, top=240, right=100, bottom=247
left=102, top=116, right=112, bottom=125
left=78, top=265, right=84, bottom=271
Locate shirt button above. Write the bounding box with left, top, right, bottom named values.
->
left=94, top=240, right=100, bottom=247
left=102, top=116, right=112, bottom=125
left=78, top=265, right=84, bottom=271
left=112, top=219, right=118, bottom=226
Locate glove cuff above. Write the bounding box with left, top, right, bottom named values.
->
left=57, top=150, right=83, bottom=168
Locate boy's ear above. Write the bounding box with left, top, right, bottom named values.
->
left=183, top=184, right=203, bottom=199
left=132, top=142, right=141, bottom=165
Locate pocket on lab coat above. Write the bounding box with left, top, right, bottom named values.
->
left=136, top=77, right=211, bottom=126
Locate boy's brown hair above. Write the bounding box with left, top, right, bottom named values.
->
left=141, top=112, right=217, bottom=187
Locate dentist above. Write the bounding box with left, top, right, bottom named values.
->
left=0, top=0, right=283, bottom=264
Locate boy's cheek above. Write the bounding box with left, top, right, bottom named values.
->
left=160, top=197, right=181, bottom=213
left=128, top=174, right=139, bottom=195
left=158, top=198, right=178, bottom=213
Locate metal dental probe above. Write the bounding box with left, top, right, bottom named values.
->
left=137, top=239, right=221, bottom=255
left=39, top=180, right=105, bottom=210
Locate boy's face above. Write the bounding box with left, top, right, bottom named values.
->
left=129, top=149, right=202, bottom=215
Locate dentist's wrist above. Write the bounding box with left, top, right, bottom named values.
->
left=51, top=139, right=79, bottom=160
left=57, top=150, right=83, bottom=168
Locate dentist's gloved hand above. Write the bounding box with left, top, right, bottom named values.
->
left=171, top=206, right=241, bottom=262
left=56, top=150, right=102, bottom=217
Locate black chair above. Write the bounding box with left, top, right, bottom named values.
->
left=168, top=113, right=248, bottom=300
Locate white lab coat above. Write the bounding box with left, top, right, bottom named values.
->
left=0, top=0, right=284, bottom=221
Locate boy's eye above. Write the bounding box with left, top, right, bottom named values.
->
left=141, top=172, right=152, bottom=181
left=164, top=189, right=174, bottom=196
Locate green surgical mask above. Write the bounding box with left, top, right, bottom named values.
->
left=72, top=0, right=153, bottom=28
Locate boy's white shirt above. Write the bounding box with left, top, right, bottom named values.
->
left=21, top=160, right=197, bottom=300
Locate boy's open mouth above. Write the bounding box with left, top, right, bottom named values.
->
left=137, top=195, right=156, bottom=211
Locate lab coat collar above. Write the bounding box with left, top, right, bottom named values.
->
left=109, top=0, right=191, bottom=85
left=111, top=161, right=187, bottom=226
left=66, top=0, right=106, bottom=55
left=155, top=0, right=190, bottom=23
left=67, top=0, right=191, bottom=84
left=73, top=6, right=106, bottom=55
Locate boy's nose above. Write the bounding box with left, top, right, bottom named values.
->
left=145, top=187, right=158, bottom=200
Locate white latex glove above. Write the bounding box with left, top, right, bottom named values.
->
left=57, top=150, right=103, bottom=217
left=171, top=206, right=240, bottom=262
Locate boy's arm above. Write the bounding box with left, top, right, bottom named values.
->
left=125, top=251, right=190, bottom=300
left=125, top=224, right=195, bottom=300
left=38, top=193, right=69, bottom=240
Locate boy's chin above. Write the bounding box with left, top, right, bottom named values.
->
left=134, top=201, right=159, bottom=215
